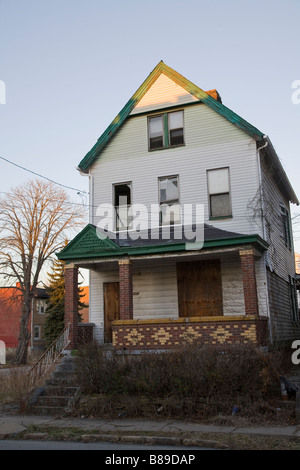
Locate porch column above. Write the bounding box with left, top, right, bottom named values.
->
left=239, top=249, right=259, bottom=316
left=64, top=264, right=79, bottom=349
left=118, top=258, right=133, bottom=320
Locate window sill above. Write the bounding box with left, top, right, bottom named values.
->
left=209, top=215, right=233, bottom=221
left=148, top=143, right=185, bottom=152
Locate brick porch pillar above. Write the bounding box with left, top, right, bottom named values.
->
left=239, top=249, right=259, bottom=316
left=119, top=259, right=133, bottom=320
left=64, top=264, right=79, bottom=349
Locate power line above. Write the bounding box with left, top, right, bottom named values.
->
left=0, top=155, right=87, bottom=194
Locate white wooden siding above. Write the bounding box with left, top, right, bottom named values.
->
left=221, top=256, right=245, bottom=316
left=90, top=103, right=263, bottom=238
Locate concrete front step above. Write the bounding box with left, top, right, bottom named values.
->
left=28, top=355, right=81, bottom=416
left=44, top=386, right=79, bottom=397
left=31, top=405, right=70, bottom=416
left=35, top=396, right=70, bottom=407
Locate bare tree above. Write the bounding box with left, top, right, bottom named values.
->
left=0, top=179, right=85, bottom=364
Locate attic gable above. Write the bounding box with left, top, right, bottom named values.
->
left=130, top=72, right=221, bottom=116
left=78, top=61, right=264, bottom=172
left=130, top=73, right=199, bottom=115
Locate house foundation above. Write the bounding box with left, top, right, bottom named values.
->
left=112, top=315, right=268, bottom=351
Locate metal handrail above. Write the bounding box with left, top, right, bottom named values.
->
left=27, top=323, right=70, bottom=388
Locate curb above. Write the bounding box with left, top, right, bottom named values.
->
left=17, top=431, right=228, bottom=449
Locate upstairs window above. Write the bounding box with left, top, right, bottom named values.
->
left=207, top=168, right=231, bottom=218
left=36, top=298, right=47, bottom=314
left=289, top=276, right=299, bottom=322
left=114, top=182, right=132, bottom=231
left=159, top=175, right=181, bottom=225
left=148, top=110, right=184, bottom=150
left=280, top=204, right=292, bottom=249
left=148, top=115, right=164, bottom=149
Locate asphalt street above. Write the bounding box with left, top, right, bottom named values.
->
left=0, top=439, right=210, bottom=451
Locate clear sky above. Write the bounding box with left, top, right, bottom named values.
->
left=1, top=0, right=300, bottom=257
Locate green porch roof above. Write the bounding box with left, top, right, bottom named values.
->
left=56, top=224, right=269, bottom=263
left=78, top=61, right=265, bottom=172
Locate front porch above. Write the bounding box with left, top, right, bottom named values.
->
left=57, top=224, right=270, bottom=350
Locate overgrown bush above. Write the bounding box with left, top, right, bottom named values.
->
left=75, top=341, right=291, bottom=421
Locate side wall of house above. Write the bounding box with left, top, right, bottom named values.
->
left=259, top=157, right=299, bottom=342
left=259, top=157, right=296, bottom=281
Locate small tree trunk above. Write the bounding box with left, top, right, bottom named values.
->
left=15, top=296, right=32, bottom=364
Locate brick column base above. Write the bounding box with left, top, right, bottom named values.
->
left=119, top=259, right=133, bottom=320
left=64, top=264, right=79, bottom=349
left=239, top=249, right=259, bottom=316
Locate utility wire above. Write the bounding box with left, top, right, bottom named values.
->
left=0, top=155, right=87, bottom=194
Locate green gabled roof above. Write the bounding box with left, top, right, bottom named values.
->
left=57, top=224, right=121, bottom=260
left=56, top=223, right=268, bottom=262
left=78, top=61, right=265, bottom=171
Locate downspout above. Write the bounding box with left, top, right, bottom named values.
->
left=257, top=135, right=273, bottom=345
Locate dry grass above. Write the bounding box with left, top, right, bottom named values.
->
left=0, top=366, right=32, bottom=410
left=75, top=341, right=295, bottom=424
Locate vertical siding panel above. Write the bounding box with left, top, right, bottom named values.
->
left=221, top=256, right=245, bottom=316
left=133, top=263, right=178, bottom=319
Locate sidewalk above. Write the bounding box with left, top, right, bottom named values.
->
left=1, top=412, right=300, bottom=448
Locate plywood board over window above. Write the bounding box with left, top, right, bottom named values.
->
left=177, top=260, right=223, bottom=317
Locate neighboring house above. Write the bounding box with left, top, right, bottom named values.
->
left=0, top=284, right=49, bottom=351
left=30, top=288, right=49, bottom=351
left=0, top=286, right=23, bottom=349
left=57, top=61, right=300, bottom=351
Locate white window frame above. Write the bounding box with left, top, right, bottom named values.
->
left=158, top=175, right=181, bottom=226
left=36, top=298, right=47, bottom=314
left=148, top=110, right=184, bottom=151
left=33, top=325, right=41, bottom=341
left=207, top=167, right=232, bottom=219
left=113, top=182, right=132, bottom=231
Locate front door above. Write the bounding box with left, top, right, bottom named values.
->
left=104, top=282, right=120, bottom=343
left=177, top=260, right=223, bottom=317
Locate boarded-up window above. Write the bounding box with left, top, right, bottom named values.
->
left=177, top=260, right=223, bottom=317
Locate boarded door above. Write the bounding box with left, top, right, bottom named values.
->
left=104, top=282, right=120, bottom=343
left=177, top=260, right=223, bottom=317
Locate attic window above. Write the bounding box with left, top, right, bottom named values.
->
left=148, top=110, right=184, bottom=150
